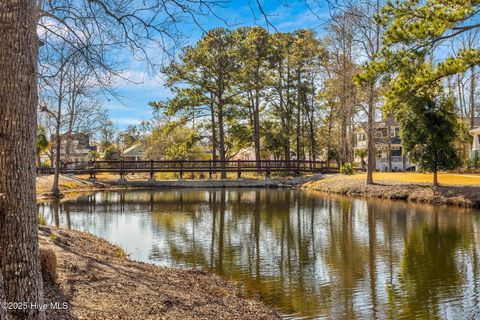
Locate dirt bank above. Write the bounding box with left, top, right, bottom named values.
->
left=39, top=226, right=280, bottom=320
left=302, top=175, right=480, bottom=208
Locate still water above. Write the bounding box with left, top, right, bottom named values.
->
left=38, top=189, right=480, bottom=319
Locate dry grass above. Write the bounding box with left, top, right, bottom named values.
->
left=348, top=172, right=480, bottom=186
left=36, top=175, right=102, bottom=195
left=39, top=226, right=280, bottom=320
left=303, top=174, right=480, bottom=208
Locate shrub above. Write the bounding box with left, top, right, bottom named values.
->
left=115, top=248, right=127, bottom=259
left=40, top=247, right=58, bottom=283
left=340, top=162, right=354, bottom=175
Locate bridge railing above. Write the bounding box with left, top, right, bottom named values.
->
left=37, top=159, right=340, bottom=178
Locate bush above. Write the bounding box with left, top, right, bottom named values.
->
left=340, top=162, right=354, bottom=175
left=40, top=247, right=58, bottom=283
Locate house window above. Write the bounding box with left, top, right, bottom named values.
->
left=391, top=127, right=400, bottom=137
left=391, top=146, right=402, bottom=156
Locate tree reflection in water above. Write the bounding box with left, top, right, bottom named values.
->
left=38, top=189, right=480, bottom=319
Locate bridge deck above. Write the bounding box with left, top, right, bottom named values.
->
left=37, top=160, right=339, bottom=179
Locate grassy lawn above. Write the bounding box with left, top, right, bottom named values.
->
left=348, top=172, right=480, bottom=186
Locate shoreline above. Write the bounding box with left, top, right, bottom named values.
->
left=36, top=174, right=324, bottom=199
left=39, top=226, right=280, bottom=320
left=302, top=174, right=480, bottom=208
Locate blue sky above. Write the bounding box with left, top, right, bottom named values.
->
left=106, top=0, right=329, bottom=130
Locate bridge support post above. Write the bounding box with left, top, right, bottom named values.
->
left=149, top=159, right=155, bottom=181
left=118, top=160, right=127, bottom=182
left=209, top=160, right=212, bottom=179
left=88, top=169, right=96, bottom=181
left=237, top=160, right=241, bottom=179
left=264, top=160, right=271, bottom=180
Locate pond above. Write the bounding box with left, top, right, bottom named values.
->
left=38, top=188, right=480, bottom=319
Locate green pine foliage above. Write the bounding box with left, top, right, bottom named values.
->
left=397, top=94, right=462, bottom=178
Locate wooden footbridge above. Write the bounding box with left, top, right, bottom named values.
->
left=37, top=160, right=339, bottom=179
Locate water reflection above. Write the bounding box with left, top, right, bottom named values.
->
left=38, top=189, right=480, bottom=319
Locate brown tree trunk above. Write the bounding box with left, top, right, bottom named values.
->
left=217, top=100, right=227, bottom=179
left=209, top=97, right=217, bottom=167
left=296, top=69, right=302, bottom=171
left=470, top=66, right=475, bottom=130
left=386, top=114, right=392, bottom=172
left=253, top=91, right=261, bottom=168
left=284, top=120, right=291, bottom=161
left=458, top=75, right=465, bottom=118
left=52, top=66, right=65, bottom=196
left=36, top=153, right=42, bottom=169
left=366, top=82, right=376, bottom=185
left=433, top=171, right=438, bottom=186
left=0, top=0, right=46, bottom=319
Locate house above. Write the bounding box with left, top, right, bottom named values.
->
left=470, top=127, right=480, bottom=158
left=354, top=118, right=414, bottom=171
left=122, top=144, right=145, bottom=161
left=466, top=118, right=480, bottom=159
left=52, top=133, right=96, bottom=163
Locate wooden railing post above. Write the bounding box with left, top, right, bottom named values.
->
left=120, top=159, right=124, bottom=179
left=180, top=161, right=183, bottom=179
left=266, top=159, right=271, bottom=179
left=209, top=160, right=212, bottom=179
left=149, top=159, right=154, bottom=180
left=237, top=160, right=241, bottom=179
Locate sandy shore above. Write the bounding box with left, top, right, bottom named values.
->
left=302, top=174, right=480, bottom=208
left=39, top=226, right=280, bottom=320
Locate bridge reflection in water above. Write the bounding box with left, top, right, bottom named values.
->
left=38, top=189, right=480, bottom=319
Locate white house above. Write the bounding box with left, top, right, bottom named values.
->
left=469, top=127, right=480, bottom=158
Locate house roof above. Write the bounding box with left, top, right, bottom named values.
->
left=357, top=118, right=399, bottom=132
left=469, top=128, right=480, bottom=135
left=122, top=144, right=144, bottom=156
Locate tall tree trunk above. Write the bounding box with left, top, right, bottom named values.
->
left=458, top=75, right=465, bottom=118
left=307, top=88, right=316, bottom=161
left=366, top=82, right=376, bottom=185
left=52, top=66, right=65, bottom=196
left=217, top=100, right=227, bottom=179
left=209, top=96, right=217, bottom=166
left=470, top=66, right=475, bottom=129
left=296, top=69, right=302, bottom=169
left=0, top=0, right=45, bottom=319
left=433, top=170, right=438, bottom=186
left=386, top=114, right=392, bottom=172
left=284, top=120, right=291, bottom=161
left=0, top=274, right=4, bottom=320
left=253, top=91, right=261, bottom=168
left=52, top=101, right=63, bottom=195
left=36, top=152, right=42, bottom=169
